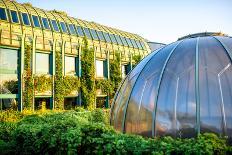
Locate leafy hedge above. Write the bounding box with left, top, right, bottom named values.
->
left=0, top=110, right=231, bottom=155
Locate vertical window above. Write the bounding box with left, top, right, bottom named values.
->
left=90, top=29, right=99, bottom=40
left=83, top=27, right=92, bottom=39
left=120, top=36, right=128, bottom=46
left=68, top=24, right=76, bottom=35
left=0, top=8, right=7, bottom=21
left=136, top=40, right=143, bottom=50
left=35, top=53, right=50, bottom=74
left=65, top=56, right=76, bottom=75
left=35, top=98, right=51, bottom=110
left=96, top=97, right=107, bottom=108
left=126, top=38, right=133, bottom=48
left=109, top=34, right=117, bottom=44
left=60, top=22, right=68, bottom=33
left=64, top=97, right=78, bottom=110
left=121, top=64, right=130, bottom=78
left=10, top=10, right=19, bottom=23
left=42, top=17, right=50, bottom=30
left=131, top=39, right=138, bottom=48
left=97, top=31, right=105, bottom=42
left=115, top=35, right=123, bottom=45
left=96, top=60, right=104, bottom=78
left=103, top=32, right=111, bottom=43
left=51, top=19, right=59, bottom=32
left=76, top=26, right=84, bottom=36
left=21, top=13, right=30, bottom=26
left=140, top=41, right=146, bottom=50
left=32, top=15, right=40, bottom=28
left=0, top=49, right=18, bottom=95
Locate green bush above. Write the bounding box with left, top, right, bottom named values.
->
left=0, top=110, right=231, bottom=155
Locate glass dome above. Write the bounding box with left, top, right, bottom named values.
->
left=110, top=35, right=232, bottom=138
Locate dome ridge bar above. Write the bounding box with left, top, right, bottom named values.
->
left=195, top=37, right=200, bottom=135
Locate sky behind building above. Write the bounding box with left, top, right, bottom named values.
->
left=18, top=0, right=232, bottom=44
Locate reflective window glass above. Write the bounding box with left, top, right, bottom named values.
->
left=65, top=56, right=76, bottom=75
left=83, top=27, right=92, bottom=39
left=126, top=38, right=133, bottom=48
left=120, top=36, right=128, bottom=46
left=131, top=39, right=138, bottom=48
left=0, top=49, right=18, bottom=94
left=35, top=53, right=50, bottom=74
left=140, top=41, right=146, bottom=50
left=115, top=35, right=123, bottom=45
left=97, top=31, right=106, bottom=41
left=51, top=20, right=59, bottom=32
left=32, top=15, right=40, bottom=28
left=42, top=17, right=50, bottom=30
left=21, top=13, right=30, bottom=26
left=90, top=29, right=99, bottom=40
left=76, top=26, right=84, bottom=36
left=103, top=32, right=111, bottom=43
left=0, top=8, right=7, bottom=21
left=10, top=10, right=19, bottom=23
left=96, top=60, right=104, bottom=78
left=109, top=34, right=117, bottom=44
left=136, top=40, right=143, bottom=49
left=60, top=22, right=68, bottom=33
left=68, top=24, right=76, bottom=35
left=0, top=98, right=18, bottom=110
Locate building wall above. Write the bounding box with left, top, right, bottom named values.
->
left=0, top=0, right=151, bottom=110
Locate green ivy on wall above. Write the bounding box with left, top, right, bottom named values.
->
left=23, top=44, right=34, bottom=109
left=63, top=76, right=80, bottom=96
left=81, top=38, right=96, bottom=110
left=132, top=54, right=142, bottom=67
left=34, top=75, right=52, bottom=93
left=95, top=79, right=113, bottom=95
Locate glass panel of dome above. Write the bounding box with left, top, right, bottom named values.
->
left=90, top=29, right=99, bottom=40
left=135, top=40, right=143, bottom=50
left=0, top=49, right=18, bottom=95
left=120, top=36, right=128, bottom=46
left=125, top=43, right=176, bottom=136
left=103, top=32, right=111, bottom=43
left=131, top=39, right=138, bottom=48
left=126, top=38, right=133, bottom=48
left=21, top=13, right=30, bottom=26
left=68, top=24, right=76, bottom=35
left=83, top=27, right=92, bottom=39
left=42, top=17, right=50, bottom=30
left=60, top=22, right=68, bottom=33
left=198, top=37, right=230, bottom=135
left=10, top=10, right=19, bottom=23
left=51, top=20, right=60, bottom=32
left=115, top=35, right=123, bottom=45
left=97, top=31, right=106, bottom=42
left=32, top=15, right=41, bottom=28
left=0, top=8, right=7, bottom=21
left=35, top=53, right=50, bottom=74
left=65, top=56, right=76, bottom=75
left=155, top=39, right=196, bottom=138
left=109, top=34, right=117, bottom=44
left=76, top=26, right=84, bottom=37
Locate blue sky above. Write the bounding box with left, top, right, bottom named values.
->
left=18, top=0, right=232, bottom=44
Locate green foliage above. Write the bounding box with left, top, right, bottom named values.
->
left=0, top=110, right=232, bottom=155
left=90, top=108, right=109, bottom=125
left=34, top=75, right=52, bottom=92
left=133, top=54, right=142, bottom=66
left=2, top=80, right=18, bottom=94
left=63, top=76, right=80, bottom=96
left=95, top=79, right=113, bottom=95
left=23, top=44, right=34, bottom=109
left=81, top=37, right=96, bottom=110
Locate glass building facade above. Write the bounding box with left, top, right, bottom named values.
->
left=111, top=35, right=232, bottom=139
left=0, top=0, right=151, bottom=111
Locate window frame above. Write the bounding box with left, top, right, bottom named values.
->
left=35, top=52, right=51, bottom=75
left=125, top=38, right=133, bottom=48
left=31, top=15, right=41, bottom=28
left=68, top=24, right=76, bottom=35
left=60, top=21, right=68, bottom=33
left=64, top=55, right=77, bottom=76
left=103, top=32, right=112, bottom=43
left=41, top=17, right=50, bottom=30
left=95, top=59, right=105, bottom=78
left=109, top=34, right=118, bottom=44
left=76, top=26, right=84, bottom=37
left=0, top=7, right=8, bottom=21
left=21, top=12, right=31, bottom=26
left=135, top=40, right=143, bottom=50
left=115, top=35, right=123, bottom=45
left=97, top=31, right=106, bottom=42
left=120, top=36, right=129, bottom=46
left=83, top=27, right=92, bottom=39
left=9, top=10, right=19, bottom=24
left=50, top=19, right=60, bottom=32
left=89, top=29, right=99, bottom=40
left=131, top=39, right=138, bottom=49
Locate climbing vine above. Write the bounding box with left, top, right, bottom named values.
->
left=23, top=44, right=34, bottom=109
left=95, top=79, right=113, bottom=95
left=133, top=54, right=142, bottom=67
left=81, top=37, right=96, bottom=110
left=63, top=76, right=80, bottom=96
left=34, top=75, right=52, bottom=93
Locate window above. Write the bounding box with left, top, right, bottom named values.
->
left=83, top=27, right=92, bottom=39
left=42, top=17, right=50, bottom=30
left=90, top=29, right=99, bottom=40
left=76, top=26, right=84, bottom=36
left=68, top=24, right=76, bottom=35
left=96, top=97, right=107, bottom=108
left=10, top=10, right=19, bottom=23
left=96, top=60, right=104, bottom=78
left=0, top=49, right=18, bottom=94
left=65, top=56, right=76, bottom=75
left=126, top=38, right=133, bottom=48
left=0, top=8, right=7, bottom=21
left=0, top=98, right=18, bottom=110
left=21, top=13, right=30, bottom=26
left=64, top=97, right=79, bottom=110
left=51, top=19, right=59, bottom=32
left=140, top=41, right=146, bottom=50
left=60, top=22, right=68, bottom=33
left=115, top=35, right=123, bottom=45
left=131, top=39, right=138, bottom=48
left=103, top=32, right=111, bottom=43
left=120, top=36, right=128, bottom=46
left=136, top=40, right=143, bottom=50
left=32, top=15, right=40, bottom=28
left=97, top=31, right=106, bottom=42
left=35, top=53, right=50, bottom=74
left=35, top=98, right=51, bottom=110
left=121, top=64, right=130, bottom=78
left=109, top=34, right=117, bottom=44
